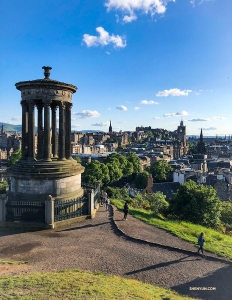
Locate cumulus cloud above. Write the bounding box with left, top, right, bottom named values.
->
left=123, top=14, right=137, bottom=23
left=134, top=107, right=141, bottom=110
left=140, top=100, right=159, bottom=105
left=73, top=110, right=100, bottom=119
left=71, top=124, right=82, bottom=128
left=201, top=127, right=217, bottom=131
left=9, top=117, right=21, bottom=121
left=163, top=111, right=189, bottom=117
left=188, top=116, right=227, bottom=122
left=188, top=118, right=209, bottom=122
left=83, top=27, right=126, bottom=48
left=105, top=0, right=171, bottom=22
left=91, top=121, right=110, bottom=127
left=156, top=88, right=192, bottom=97
left=116, top=105, right=127, bottom=111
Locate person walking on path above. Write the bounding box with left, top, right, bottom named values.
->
left=102, top=190, right=108, bottom=207
left=197, top=232, right=205, bottom=256
left=105, top=197, right=110, bottom=211
left=123, top=201, right=129, bottom=220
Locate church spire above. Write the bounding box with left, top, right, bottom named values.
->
left=109, top=120, right=112, bottom=133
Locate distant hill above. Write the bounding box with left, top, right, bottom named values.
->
left=0, top=123, right=105, bottom=134
left=0, top=122, right=22, bottom=133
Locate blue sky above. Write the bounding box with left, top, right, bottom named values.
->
left=0, top=0, right=232, bottom=136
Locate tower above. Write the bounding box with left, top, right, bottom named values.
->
left=109, top=120, right=112, bottom=133
left=197, top=128, right=206, bottom=154
left=177, top=120, right=186, bottom=144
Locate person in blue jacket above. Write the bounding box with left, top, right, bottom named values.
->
left=197, top=232, right=205, bottom=256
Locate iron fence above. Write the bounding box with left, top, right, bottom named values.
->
left=6, top=200, right=45, bottom=223
left=54, top=195, right=88, bottom=222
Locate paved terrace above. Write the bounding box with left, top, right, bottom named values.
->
left=0, top=205, right=231, bottom=300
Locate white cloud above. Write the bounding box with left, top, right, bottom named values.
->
left=123, top=14, right=137, bottom=23
left=83, top=27, right=126, bottom=48
left=188, top=118, right=209, bottom=122
left=134, top=107, right=141, bottom=110
left=163, top=111, right=189, bottom=117
left=91, top=121, right=110, bottom=127
left=73, top=110, right=100, bottom=119
left=201, top=127, right=217, bottom=131
left=116, top=105, right=127, bottom=111
left=105, top=0, right=171, bottom=22
left=116, top=121, right=126, bottom=123
left=9, top=117, right=21, bottom=121
left=71, top=124, right=82, bottom=128
left=153, top=117, right=161, bottom=119
left=156, top=88, right=192, bottom=97
left=188, top=116, right=227, bottom=122
left=140, top=100, right=159, bottom=105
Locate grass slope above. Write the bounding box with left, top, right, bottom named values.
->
left=0, top=269, right=197, bottom=300
left=111, top=199, right=232, bottom=260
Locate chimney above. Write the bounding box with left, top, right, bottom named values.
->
left=148, top=174, right=153, bottom=187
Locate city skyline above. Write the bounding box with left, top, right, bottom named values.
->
left=0, top=0, right=232, bottom=135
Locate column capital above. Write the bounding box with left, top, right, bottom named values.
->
left=60, top=101, right=66, bottom=110
left=42, top=99, right=52, bottom=107
left=65, top=102, right=73, bottom=110
left=26, top=100, right=35, bottom=109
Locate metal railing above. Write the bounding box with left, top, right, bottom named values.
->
left=6, top=200, right=45, bottom=223
left=54, top=195, right=88, bottom=222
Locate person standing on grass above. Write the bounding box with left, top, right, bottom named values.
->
left=197, top=232, right=205, bottom=256
left=123, top=201, right=129, bottom=220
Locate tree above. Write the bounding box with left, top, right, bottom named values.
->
left=134, top=171, right=149, bottom=189
left=82, top=160, right=109, bottom=186
left=74, top=156, right=82, bottom=164
left=169, top=180, right=222, bottom=228
left=147, top=192, right=169, bottom=215
left=220, top=201, right=232, bottom=227
left=149, top=160, right=173, bottom=182
left=106, top=160, right=123, bottom=183
left=9, top=149, right=22, bottom=166
left=126, top=152, right=141, bottom=174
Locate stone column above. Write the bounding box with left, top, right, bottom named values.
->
left=58, top=101, right=66, bottom=160
left=45, top=195, right=54, bottom=229
left=20, top=100, right=28, bottom=159
left=51, top=104, right=58, bottom=158
left=43, top=100, right=52, bottom=161
left=37, top=103, right=43, bottom=159
left=65, top=102, right=72, bottom=159
left=87, top=188, right=94, bottom=217
left=27, top=100, right=35, bottom=160
left=0, top=193, right=7, bottom=223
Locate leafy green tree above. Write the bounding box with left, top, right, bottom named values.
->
left=220, top=201, right=232, bottom=227
left=9, top=149, right=22, bottom=166
left=74, top=156, right=82, bottom=164
left=0, top=181, right=8, bottom=190
left=147, top=192, right=169, bottom=215
left=169, top=180, right=222, bottom=228
left=135, top=171, right=149, bottom=189
left=126, top=152, right=141, bottom=174
left=106, top=160, right=123, bottom=183
left=149, top=160, right=173, bottom=182
left=146, top=131, right=154, bottom=139
left=82, top=160, right=109, bottom=186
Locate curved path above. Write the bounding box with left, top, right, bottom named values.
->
left=0, top=205, right=231, bottom=300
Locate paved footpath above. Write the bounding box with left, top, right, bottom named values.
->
left=0, top=205, right=231, bottom=300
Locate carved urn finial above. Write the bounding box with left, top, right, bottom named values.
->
left=42, top=66, right=52, bottom=79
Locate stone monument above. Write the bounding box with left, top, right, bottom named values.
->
left=8, top=66, right=84, bottom=203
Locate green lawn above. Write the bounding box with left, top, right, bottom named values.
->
left=111, top=199, right=232, bottom=260
left=0, top=269, right=198, bottom=300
